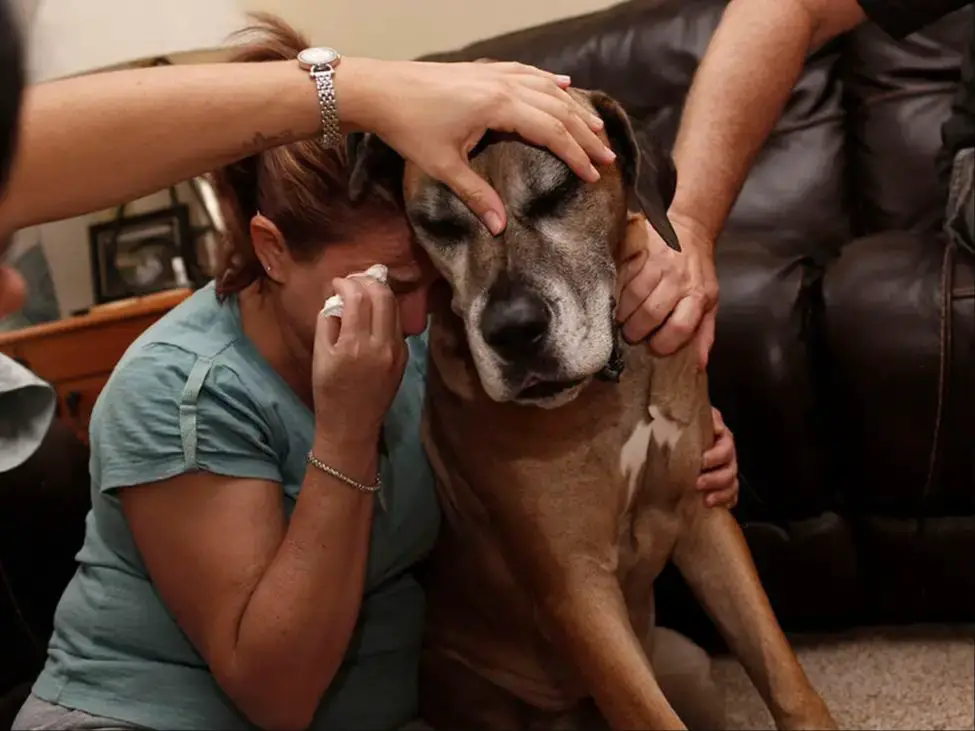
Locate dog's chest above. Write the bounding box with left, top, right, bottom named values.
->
left=423, top=323, right=665, bottom=526
left=420, top=320, right=709, bottom=708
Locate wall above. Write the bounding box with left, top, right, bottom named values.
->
left=30, top=0, right=619, bottom=318
left=239, top=0, right=620, bottom=60
left=35, top=187, right=207, bottom=318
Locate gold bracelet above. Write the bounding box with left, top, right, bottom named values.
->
left=306, top=451, right=385, bottom=510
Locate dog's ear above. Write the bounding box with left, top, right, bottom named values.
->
left=346, top=132, right=405, bottom=204
left=587, top=91, right=681, bottom=252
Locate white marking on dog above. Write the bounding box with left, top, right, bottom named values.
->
left=620, top=419, right=652, bottom=508
left=647, top=405, right=684, bottom=451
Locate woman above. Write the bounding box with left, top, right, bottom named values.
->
left=0, top=0, right=684, bottom=473
left=12, top=17, right=740, bottom=731
left=0, top=0, right=642, bottom=475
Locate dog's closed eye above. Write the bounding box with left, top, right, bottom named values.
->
left=523, top=167, right=583, bottom=220
left=411, top=211, right=472, bottom=243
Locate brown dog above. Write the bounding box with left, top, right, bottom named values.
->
left=347, top=89, right=837, bottom=730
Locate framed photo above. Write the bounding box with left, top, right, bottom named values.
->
left=88, top=204, right=197, bottom=304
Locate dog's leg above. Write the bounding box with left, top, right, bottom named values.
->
left=536, top=567, right=687, bottom=730
left=672, top=502, right=836, bottom=730
left=667, top=404, right=836, bottom=730
left=650, top=627, right=726, bottom=731
left=419, top=647, right=530, bottom=730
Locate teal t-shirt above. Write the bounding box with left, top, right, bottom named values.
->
left=31, top=283, right=441, bottom=730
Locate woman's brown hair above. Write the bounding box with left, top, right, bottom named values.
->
left=210, top=13, right=397, bottom=299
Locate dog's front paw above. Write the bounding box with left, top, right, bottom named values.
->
left=778, top=700, right=838, bottom=731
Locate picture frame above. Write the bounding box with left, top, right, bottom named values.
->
left=88, top=204, right=198, bottom=304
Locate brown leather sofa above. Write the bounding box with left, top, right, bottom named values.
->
left=423, top=0, right=975, bottom=646
left=2, top=0, right=973, bottom=726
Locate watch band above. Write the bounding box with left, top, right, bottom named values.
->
left=298, top=47, right=343, bottom=150
left=310, top=66, right=341, bottom=150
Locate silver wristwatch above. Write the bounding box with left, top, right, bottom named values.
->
left=297, top=47, right=343, bottom=150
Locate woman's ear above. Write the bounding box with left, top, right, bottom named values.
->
left=249, top=214, right=289, bottom=282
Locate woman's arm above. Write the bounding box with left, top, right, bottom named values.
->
left=118, top=275, right=406, bottom=731
left=1, top=60, right=317, bottom=235
left=0, top=57, right=612, bottom=238
left=121, top=430, right=377, bottom=731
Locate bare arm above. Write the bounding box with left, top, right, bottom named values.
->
left=121, top=431, right=377, bottom=731
left=668, top=0, right=868, bottom=243
left=0, top=60, right=318, bottom=235
left=0, top=56, right=612, bottom=239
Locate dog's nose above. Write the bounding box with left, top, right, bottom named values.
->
left=480, top=286, right=551, bottom=358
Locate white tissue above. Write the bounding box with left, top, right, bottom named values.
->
left=320, top=264, right=389, bottom=319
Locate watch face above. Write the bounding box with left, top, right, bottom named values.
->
left=299, top=47, right=339, bottom=67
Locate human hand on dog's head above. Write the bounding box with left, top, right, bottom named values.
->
left=351, top=58, right=615, bottom=237
left=348, top=87, right=690, bottom=407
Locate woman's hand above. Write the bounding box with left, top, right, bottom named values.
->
left=312, top=275, right=407, bottom=449
left=697, top=407, right=739, bottom=509
left=342, top=58, right=617, bottom=235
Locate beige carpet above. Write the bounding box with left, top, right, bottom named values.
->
left=711, top=624, right=975, bottom=730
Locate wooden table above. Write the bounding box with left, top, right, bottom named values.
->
left=0, top=288, right=192, bottom=443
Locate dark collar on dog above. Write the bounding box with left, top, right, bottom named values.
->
left=596, top=297, right=627, bottom=383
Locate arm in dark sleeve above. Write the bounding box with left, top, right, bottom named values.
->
left=857, top=0, right=973, bottom=39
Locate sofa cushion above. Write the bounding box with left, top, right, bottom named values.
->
left=841, top=6, right=975, bottom=235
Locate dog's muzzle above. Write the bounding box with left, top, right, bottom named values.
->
left=596, top=297, right=626, bottom=383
